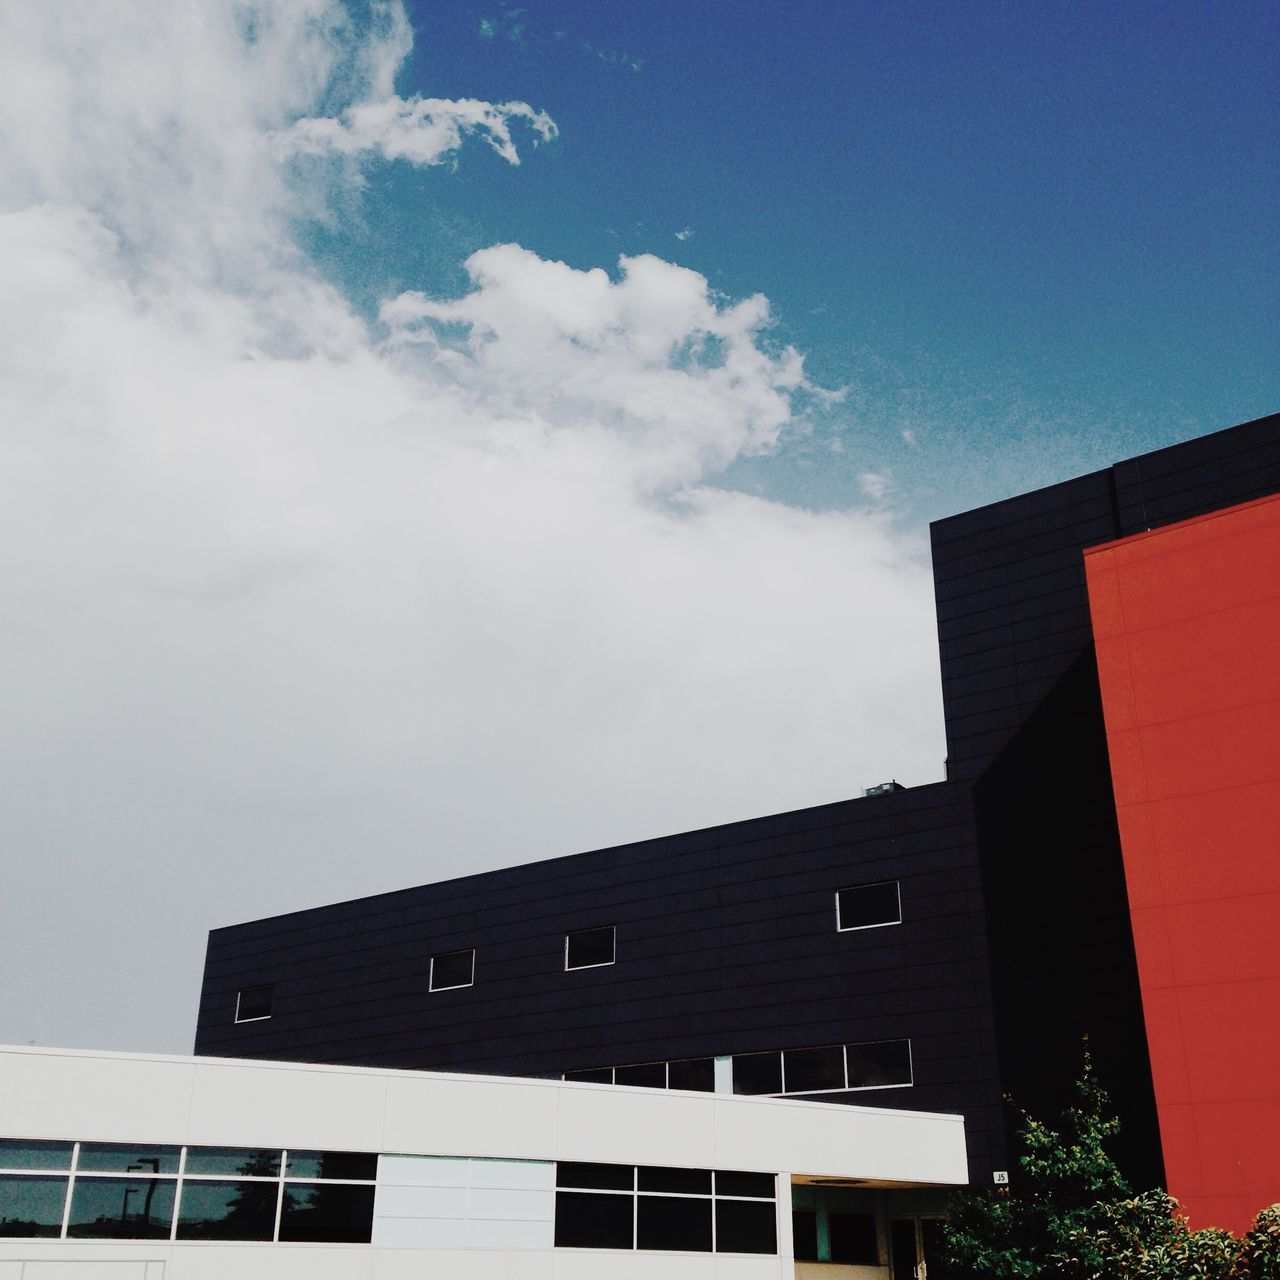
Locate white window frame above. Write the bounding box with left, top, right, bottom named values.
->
left=564, top=925, right=616, bottom=971
left=835, top=880, right=902, bottom=932
left=429, top=948, right=476, bottom=992
left=234, top=986, right=273, bottom=1023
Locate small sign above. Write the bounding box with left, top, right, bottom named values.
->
left=993, top=1171, right=1009, bottom=1185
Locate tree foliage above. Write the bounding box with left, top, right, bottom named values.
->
left=944, top=1048, right=1280, bottom=1280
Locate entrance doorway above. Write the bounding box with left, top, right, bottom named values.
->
left=890, top=1216, right=949, bottom=1280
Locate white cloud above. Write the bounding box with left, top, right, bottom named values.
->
left=283, top=96, right=556, bottom=167
left=675, top=227, right=694, bottom=242
left=0, top=0, right=944, bottom=1054
left=859, top=472, right=893, bottom=503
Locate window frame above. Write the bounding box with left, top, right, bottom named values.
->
left=563, top=925, right=616, bottom=972
left=834, top=880, right=902, bottom=933
left=233, top=985, right=273, bottom=1024
left=428, top=948, right=476, bottom=993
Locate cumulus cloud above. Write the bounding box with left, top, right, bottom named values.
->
left=0, top=0, right=944, bottom=1053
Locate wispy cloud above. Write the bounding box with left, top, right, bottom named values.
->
left=675, top=227, right=694, bottom=242
left=283, top=96, right=557, bottom=167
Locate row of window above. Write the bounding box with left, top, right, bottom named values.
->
left=0, top=1142, right=778, bottom=1256
left=0, top=1141, right=376, bottom=1243
left=564, top=1038, right=914, bottom=1096
left=231, top=881, right=902, bottom=1022
left=554, top=1162, right=776, bottom=1255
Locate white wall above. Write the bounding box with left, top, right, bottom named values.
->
left=0, top=1046, right=967, bottom=1280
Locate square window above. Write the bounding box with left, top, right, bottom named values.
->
left=836, top=881, right=901, bottom=931
left=234, top=984, right=273, bottom=1022
left=845, top=1039, right=913, bottom=1089
left=429, top=948, right=475, bottom=992
left=667, top=1057, right=715, bottom=1092
left=564, top=926, right=615, bottom=971
left=731, top=1051, right=782, bottom=1096
left=782, top=1045, right=846, bottom=1093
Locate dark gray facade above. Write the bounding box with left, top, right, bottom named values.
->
left=196, top=411, right=1279, bottom=1189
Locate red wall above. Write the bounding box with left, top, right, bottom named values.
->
left=1085, top=493, right=1280, bottom=1234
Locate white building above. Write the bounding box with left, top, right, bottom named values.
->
left=0, top=1045, right=966, bottom=1278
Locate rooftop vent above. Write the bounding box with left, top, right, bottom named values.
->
left=863, top=780, right=905, bottom=797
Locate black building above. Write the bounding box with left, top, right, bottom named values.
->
left=195, top=412, right=1280, bottom=1188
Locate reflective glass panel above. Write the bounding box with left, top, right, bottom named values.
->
left=284, top=1150, right=377, bottom=1180
left=715, top=1198, right=777, bottom=1254
left=0, top=1140, right=73, bottom=1171
left=830, top=1210, right=879, bottom=1264
left=0, top=1175, right=67, bottom=1237
left=846, top=1040, right=912, bottom=1088
left=638, top=1194, right=712, bottom=1251
left=783, top=1045, right=846, bottom=1093
left=563, top=1068, right=613, bottom=1084
left=67, top=1175, right=176, bottom=1238
left=667, top=1058, right=714, bottom=1092
left=553, top=1191, right=633, bottom=1249
left=731, top=1052, right=782, bottom=1095
left=837, top=881, right=901, bottom=930
left=564, top=926, right=614, bottom=969
left=715, top=1170, right=774, bottom=1199
left=556, top=1162, right=633, bottom=1191
left=76, top=1143, right=181, bottom=1175
left=614, top=1062, right=666, bottom=1089
left=176, top=1179, right=277, bottom=1240
left=278, top=1183, right=375, bottom=1243
left=183, top=1147, right=281, bottom=1177
left=638, top=1167, right=711, bottom=1195
left=430, top=949, right=474, bottom=991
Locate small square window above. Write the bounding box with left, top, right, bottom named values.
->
left=234, top=984, right=273, bottom=1022
left=836, top=881, right=901, bottom=931
left=564, top=926, right=615, bottom=970
left=429, top=948, right=475, bottom=991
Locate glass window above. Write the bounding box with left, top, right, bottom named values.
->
left=278, top=1183, right=375, bottom=1243
left=715, top=1198, right=777, bottom=1254
left=183, top=1147, right=281, bottom=1178
left=284, top=1150, right=377, bottom=1181
left=76, top=1143, right=181, bottom=1175
left=553, top=1191, right=633, bottom=1249
left=0, top=1140, right=73, bottom=1171
left=667, top=1057, right=715, bottom=1092
left=731, top=1051, right=782, bottom=1096
left=235, top=984, right=273, bottom=1022
left=565, top=926, right=615, bottom=970
left=615, top=1062, right=666, bottom=1089
left=563, top=1068, right=613, bottom=1084
left=556, top=1162, right=633, bottom=1191
left=846, top=1039, right=913, bottom=1089
left=783, top=1045, right=846, bottom=1093
left=67, top=1175, right=177, bottom=1238
left=638, top=1194, right=712, bottom=1251
left=830, top=1210, right=879, bottom=1265
left=638, top=1167, right=711, bottom=1195
left=175, top=1179, right=277, bottom=1240
left=429, top=948, right=475, bottom=992
left=714, top=1171, right=774, bottom=1199
left=0, top=1175, right=68, bottom=1237
left=836, top=881, right=901, bottom=931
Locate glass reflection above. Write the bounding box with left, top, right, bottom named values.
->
left=76, top=1143, right=181, bottom=1175
left=0, top=1175, right=68, bottom=1237
left=284, top=1150, right=376, bottom=1181
left=183, top=1147, right=281, bottom=1178
left=278, top=1182, right=375, bottom=1243
left=67, top=1175, right=176, bottom=1238
left=0, top=1140, right=73, bottom=1171
left=176, top=1179, right=277, bottom=1240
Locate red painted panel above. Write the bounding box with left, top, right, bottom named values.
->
left=1086, top=493, right=1280, bottom=1235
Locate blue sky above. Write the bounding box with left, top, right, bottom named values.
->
left=0, top=0, right=1275, bottom=1053
left=322, top=0, right=1278, bottom=521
